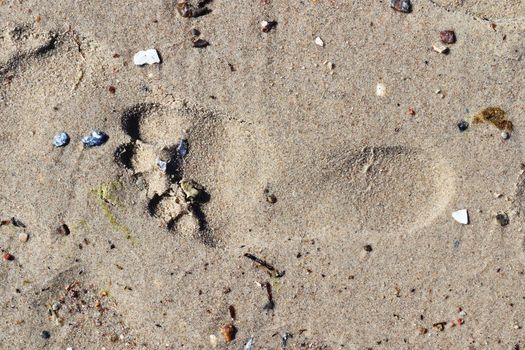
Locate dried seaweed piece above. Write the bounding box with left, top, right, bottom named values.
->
left=244, top=253, right=284, bottom=277
left=472, top=107, right=513, bottom=131
left=229, top=305, right=236, bottom=320
left=263, top=282, right=275, bottom=311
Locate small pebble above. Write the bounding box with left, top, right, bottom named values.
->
left=192, top=38, right=209, bottom=48
left=220, top=323, right=236, bottom=343
left=457, top=120, right=469, bottom=132
left=133, top=49, right=160, bottom=66
left=40, top=330, right=51, bottom=340
left=191, top=28, right=201, bottom=36
left=452, top=209, right=469, bottom=225
left=501, top=131, right=510, bottom=140
left=314, top=37, right=324, bottom=47
left=53, top=132, right=70, bottom=147
left=376, top=83, right=386, bottom=97
left=433, top=43, right=449, bottom=54
left=260, top=20, right=277, bottom=32
left=2, top=252, right=14, bottom=261
left=177, top=139, right=189, bottom=158
left=364, top=244, right=373, bottom=252
left=440, top=30, right=456, bottom=44
left=18, top=232, right=29, bottom=242
left=496, top=213, right=509, bottom=226
left=266, top=194, right=277, bottom=203
left=390, top=0, right=411, bottom=13
left=56, top=224, right=70, bottom=236
left=82, top=130, right=108, bottom=147
left=156, top=159, right=168, bottom=172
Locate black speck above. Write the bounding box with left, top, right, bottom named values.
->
left=40, top=330, right=51, bottom=340
left=364, top=244, right=373, bottom=252
left=457, top=120, right=469, bottom=132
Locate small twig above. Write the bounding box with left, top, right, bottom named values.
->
left=244, top=253, right=284, bottom=278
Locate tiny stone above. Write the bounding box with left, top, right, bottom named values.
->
left=457, top=120, right=469, bottom=132
left=266, top=194, right=277, bottom=203
left=18, top=232, right=29, bottom=242
left=53, top=132, right=70, bottom=147
left=192, top=38, right=209, bottom=48
left=376, top=83, right=386, bottom=97
left=314, top=37, right=324, bottom=47
left=51, top=302, right=61, bottom=311
left=496, top=213, right=509, bottom=226
left=191, top=28, right=201, bottom=36
left=40, top=330, right=51, bottom=339
left=433, top=43, right=449, bottom=54
left=364, top=244, right=373, bottom=252
left=440, top=30, right=456, bottom=44
left=260, top=20, right=277, bottom=33
left=2, top=252, right=14, bottom=261
left=56, top=224, right=70, bottom=236
left=390, top=0, right=411, bottom=13
left=501, top=131, right=510, bottom=140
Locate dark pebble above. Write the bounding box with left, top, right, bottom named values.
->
left=364, top=244, right=373, bottom=252
left=496, top=213, right=509, bottom=226
left=440, top=30, right=456, bottom=44
left=40, top=330, right=51, bottom=340
left=192, top=39, right=209, bottom=48
left=457, top=120, right=469, bottom=132
left=191, top=28, right=201, bottom=36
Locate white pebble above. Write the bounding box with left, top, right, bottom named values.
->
left=133, top=49, right=161, bottom=66
left=314, top=36, right=324, bottom=47
left=452, top=209, right=469, bottom=225
left=376, top=83, right=386, bottom=97
left=18, top=232, right=28, bottom=242
left=501, top=131, right=510, bottom=140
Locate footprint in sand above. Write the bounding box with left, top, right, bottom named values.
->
left=114, top=100, right=261, bottom=246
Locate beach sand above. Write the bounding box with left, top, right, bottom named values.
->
left=0, top=0, right=524, bottom=348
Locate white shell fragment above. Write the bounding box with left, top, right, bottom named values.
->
left=315, top=37, right=324, bottom=47
left=452, top=209, right=469, bottom=225
left=376, top=83, right=386, bottom=97
left=133, top=49, right=161, bottom=66
left=432, top=43, right=449, bottom=54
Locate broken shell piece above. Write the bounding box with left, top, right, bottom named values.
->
left=376, top=83, right=386, bottom=97
left=133, top=49, right=161, bottom=66
left=220, top=323, right=236, bottom=343
left=433, top=43, right=449, bottom=54
left=314, top=37, right=324, bottom=47
left=390, top=0, right=411, bottom=13
left=180, top=180, right=202, bottom=201
left=452, top=209, right=469, bottom=225
left=440, top=30, right=456, bottom=44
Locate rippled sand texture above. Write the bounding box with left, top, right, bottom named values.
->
left=0, top=0, right=524, bottom=349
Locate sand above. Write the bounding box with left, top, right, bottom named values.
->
left=0, top=0, right=524, bottom=349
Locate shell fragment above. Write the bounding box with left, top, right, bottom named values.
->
left=133, top=49, right=161, bottom=66
left=452, top=209, right=469, bottom=225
